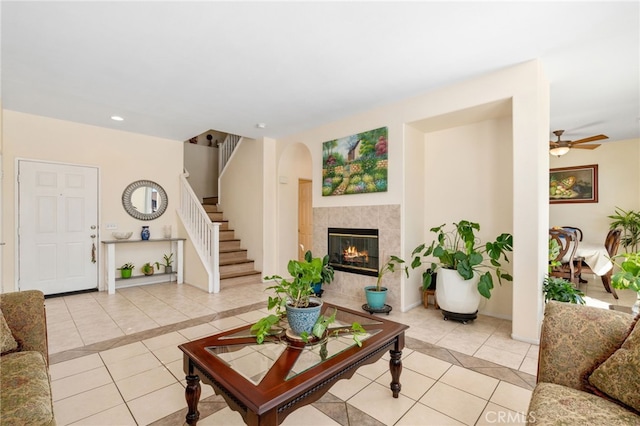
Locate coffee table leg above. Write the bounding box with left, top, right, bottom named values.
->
left=185, top=374, right=201, bottom=425
left=389, top=349, right=402, bottom=398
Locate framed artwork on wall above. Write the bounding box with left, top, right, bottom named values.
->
left=322, top=126, right=388, bottom=196
left=549, top=164, right=598, bottom=204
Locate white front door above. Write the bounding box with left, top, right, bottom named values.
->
left=18, top=160, right=99, bottom=295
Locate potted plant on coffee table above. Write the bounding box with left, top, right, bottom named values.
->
left=409, top=220, right=513, bottom=323
left=252, top=256, right=364, bottom=345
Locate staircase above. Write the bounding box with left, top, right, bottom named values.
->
left=202, top=197, right=261, bottom=286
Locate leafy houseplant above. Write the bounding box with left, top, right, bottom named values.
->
left=118, top=262, right=134, bottom=279
left=141, top=262, right=155, bottom=276
left=611, top=251, right=640, bottom=314
left=364, top=254, right=408, bottom=310
left=375, top=255, right=408, bottom=292
left=155, top=253, right=174, bottom=274
left=611, top=252, right=640, bottom=292
left=252, top=257, right=364, bottom=345
left=608, top=207, right=640, bottom=252
left=303, top=250, right=334, bottom=296
left=410, top=220, right=513, bottom=299
left=544, top=236, right=585, bottom=304
left=543, top=276, right=585, bottom=304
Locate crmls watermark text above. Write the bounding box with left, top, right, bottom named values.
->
left=484, top=410, right=535, bottom=423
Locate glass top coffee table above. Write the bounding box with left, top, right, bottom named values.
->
left=178, top=302, right=409, bottom=425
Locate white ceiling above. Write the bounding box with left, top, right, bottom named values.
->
left=2, top=1, right=639, bottom=145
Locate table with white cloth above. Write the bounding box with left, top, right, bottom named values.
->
left=574, top=242, right=613, bottom=276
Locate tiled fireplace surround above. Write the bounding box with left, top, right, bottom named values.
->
left=313, top=204, right=402, bottom=308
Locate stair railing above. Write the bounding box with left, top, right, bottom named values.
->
left=218, top=134, right=242, bottom=175
left=178, top=171, right=220, bottom=293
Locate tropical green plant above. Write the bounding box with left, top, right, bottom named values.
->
left=375, top=255, right=409, bottom=292
left=303, top=250, right=334, bottom=286
left=252, top=257, right=364, bottom=345
left=141, top=262, right=155, bottom=275
left=608, top=207, right=640, bottom=252
left=118, top=262, right=134, bottom=270
left=611, top=252, right=640, bottom=293
left=543, top=276, right=585, bottom=304
left=155, top=253, right=174, bottom=269
left=409, top=220, right=513, bottom=299
left=264, top=258, right=323, bottom=312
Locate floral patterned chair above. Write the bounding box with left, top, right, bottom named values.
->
left=527, top=301, right=640, bottom=424
left=1, top=290, right=56, bottom=425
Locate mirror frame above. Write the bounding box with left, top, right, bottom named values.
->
left=122, top=180, right=168, bottom=221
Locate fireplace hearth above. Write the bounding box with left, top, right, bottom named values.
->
left=328, top=228, right=379, bottom=277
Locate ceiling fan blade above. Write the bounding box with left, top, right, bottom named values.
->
left=570, top=134, right=608, bottom=145
left=549, top=141, right=559, bottom=147
left=571, top=144, right=601, bottom=150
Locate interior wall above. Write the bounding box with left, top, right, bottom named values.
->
left=549, top=138, right=640, bottom=249
left=219, top=137, right=264, bottom=272
left=184, top=142, right=218, bottom=200
left=274, top=60, right=548, bottom=342
left=424, top=117, right=514, bottom=318
left=276, top=143, right=312, bottom=272
left=1, top=110, right=183, bottom=293
left=402, top=124, right=426, bottom=309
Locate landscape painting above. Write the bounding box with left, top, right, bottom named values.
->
left=322, top=126, right=388, bottom=196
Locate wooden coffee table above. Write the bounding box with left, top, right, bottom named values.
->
left=178, top=302, right=409, bottom=425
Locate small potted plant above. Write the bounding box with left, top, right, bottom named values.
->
left=364, top=254, right=408, bottom=310
left=409, top=220, right=513, bottom=321
left=118, top=262, right=134, bottom=279
left=155, top=253, right=174, bottom=274
left=141, top=262, right=155, bottom=276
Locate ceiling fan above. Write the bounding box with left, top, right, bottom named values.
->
left=549, top=130, right=608, bottom=156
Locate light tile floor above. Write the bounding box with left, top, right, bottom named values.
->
left=45, top=274, right=636, bottom=425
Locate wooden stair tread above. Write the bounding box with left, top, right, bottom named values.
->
left=219, top=259, right=254, bottom=266
left=219, top=248, right=247, bottom=254
left=220, top=270, right=261, bottom=279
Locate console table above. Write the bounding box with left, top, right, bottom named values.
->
left=102, top=238, right=185, bottom=294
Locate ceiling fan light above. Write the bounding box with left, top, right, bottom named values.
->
left=549, top=146, right=570, bottom=157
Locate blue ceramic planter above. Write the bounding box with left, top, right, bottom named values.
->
left=286, top=298, right=323, bottom=336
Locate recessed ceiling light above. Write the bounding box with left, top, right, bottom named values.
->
left=111, top=116, right=124, bottom=121
left=256, top=123, right=266, bottom=129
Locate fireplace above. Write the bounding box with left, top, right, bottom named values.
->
left=327, top=228, right=379, bottom=277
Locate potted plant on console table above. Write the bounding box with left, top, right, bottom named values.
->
left=410, top=220, right=513, bottom=323
left=252, top=256, right=364, bottom=346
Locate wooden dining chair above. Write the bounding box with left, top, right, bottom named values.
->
left=577, top=228, right=622, bottom=299
left=549, top=228, right=582, bottom=284
left=561, top=226, right=583, bottom=242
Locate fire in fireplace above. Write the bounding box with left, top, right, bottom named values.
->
left=328, top=228, right=379, bottom=277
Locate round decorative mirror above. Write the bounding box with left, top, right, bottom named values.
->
left=122, top=180, right=168, bottom=220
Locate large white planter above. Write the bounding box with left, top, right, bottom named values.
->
left=436, top=268, right=481, bottom=317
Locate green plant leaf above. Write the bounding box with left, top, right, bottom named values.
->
left=478, top=272, right=494, bottom=299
